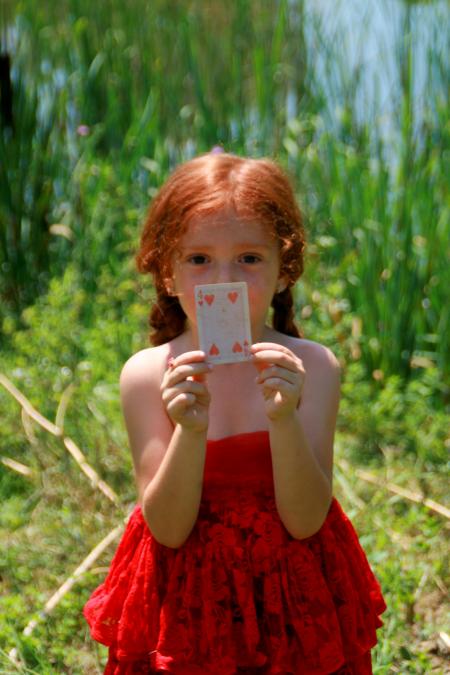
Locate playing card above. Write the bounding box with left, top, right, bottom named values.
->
left=195, top=282, right=252, bottom=364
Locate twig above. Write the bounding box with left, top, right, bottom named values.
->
left=437, top=632, right=450, bottom=655
left=1, top=457, right=34, bottom=477
left=433, top=574, right=448, bottom=596
left=64, top=437, right=119, bottom=504
left=336, top=458, right=450, bottom=520
left=55, top=382, right=75, bottom=430
left=8, top=518, right=127, bottom=665
left=0, top=374, right=61, bottom=436
left=21, top=408, right=39, bottom=446
left=0, top=373, right=119, bottom=504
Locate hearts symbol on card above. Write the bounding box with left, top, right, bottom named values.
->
left=232, top=341, right=243, bottom=353
left=205, top=294, right=215, bottom=306
left=198, top=300, right=204, bottom=306
left=228, top=291, right=238, bottom=303
left=209, top=343, right=220, bottom=356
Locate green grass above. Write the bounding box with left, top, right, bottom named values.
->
left=0, top=418, right=448, bottom=673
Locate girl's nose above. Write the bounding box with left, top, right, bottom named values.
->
left=215, top=263, right=236, bottom=284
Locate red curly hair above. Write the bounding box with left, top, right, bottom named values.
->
left=135, top=152, right=307, bottom=346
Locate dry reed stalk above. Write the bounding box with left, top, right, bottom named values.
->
left=0, top=373, right=119, bottom=504
left=7, top=519, right=127, bottom=666
left=21, top=407, right=39, bottom=445
left=0, top=373, right=61, bottom=435
left=337, top=457, right=450, bottom=521
left=1, top=456, right=33, bottom=476
left=55, top=381, right=75, bottom=429
left=63, top=436, right=119, bottom=504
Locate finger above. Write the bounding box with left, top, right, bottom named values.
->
left=162, top=384, right=210, bottom=411
left=164, top=351, right=210, bottom=383
left=251, top=347, right=297, bottom=362
left=251, top=343, right=294, bottom=355
left=171, top=363, right=212, bottom=385
left=256, top=365, right=300, bottom=385
left=252, top=350, right=301, bottom=373
left=163, top=380, right=208, bottom=400
left=260, top=378, right=302, bottom=406
left=260, top=380, right=297, bottom=405
left=167, top=390, right=211, bottom=414
left=162, top=362, right=212, bottom=388
left=168, top=351, right=208, bottom=369
left=261, top=377, right=296, bottom=392
left=166, top=392, right=197, bottom=416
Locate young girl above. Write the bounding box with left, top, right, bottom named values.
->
left=83, top=152, right=387, bottom=674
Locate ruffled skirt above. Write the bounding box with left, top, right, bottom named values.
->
left=83, top=496, right=386, bottom=674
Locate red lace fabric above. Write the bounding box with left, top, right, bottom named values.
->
left=83, top=432, right=387, bottom=674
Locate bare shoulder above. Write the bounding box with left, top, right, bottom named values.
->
left=119, top=343, right=171, bottom=389
left=279, top=334, right=341, bottom=375
left=120, top=331, right=190, bottom=388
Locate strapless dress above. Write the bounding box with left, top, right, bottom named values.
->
left=83, top=431, right=387, bottom=674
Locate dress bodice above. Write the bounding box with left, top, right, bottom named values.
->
left=203, top=431, right=274, bottom=498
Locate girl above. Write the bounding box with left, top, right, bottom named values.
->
left=83, top=152, right=387, bottom=674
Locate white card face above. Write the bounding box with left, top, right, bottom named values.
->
left=195, top=282, right=252, bottom=364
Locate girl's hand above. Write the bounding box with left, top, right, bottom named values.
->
left=251, top=343, right=305, bottom=421
left=160, top=351, right=212, bottom=432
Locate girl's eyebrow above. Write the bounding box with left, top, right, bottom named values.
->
left=181, top=243, right=271, bottom=252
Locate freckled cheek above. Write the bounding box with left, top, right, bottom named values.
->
left=247, top=284, right=275, bottom=316
left=247, top=274, right=276, bottom=297
left=173, top=276, right=196, bottom=315
left=183, top=290, right=198, bottom=316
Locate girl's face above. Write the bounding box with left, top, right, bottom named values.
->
left=169, top=210, right=285, bottom=343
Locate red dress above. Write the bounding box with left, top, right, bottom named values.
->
left=83, top=431, right=387, bottom=674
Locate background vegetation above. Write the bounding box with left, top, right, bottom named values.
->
left=0, top=0, right=448, bottom=672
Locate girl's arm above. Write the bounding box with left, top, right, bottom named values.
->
left=252, top=342, right=340, bottom=539
left=120, top=349, right=211, bottom=549
left=142, top=424, right=208, bottom=548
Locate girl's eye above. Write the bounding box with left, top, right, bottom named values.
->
left=187, top=254, right=209, bottom=265
left=239, top=254, right=262, bottom=264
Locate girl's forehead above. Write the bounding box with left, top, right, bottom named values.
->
left=181, top=211, right=276, bottom=243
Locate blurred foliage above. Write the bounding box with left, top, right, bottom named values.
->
left=0, top=0, right=448, bottom=382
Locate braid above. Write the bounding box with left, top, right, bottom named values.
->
left=271, top=288, right=303, bottom=338
left=149, top=292, right=186, bottom=346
